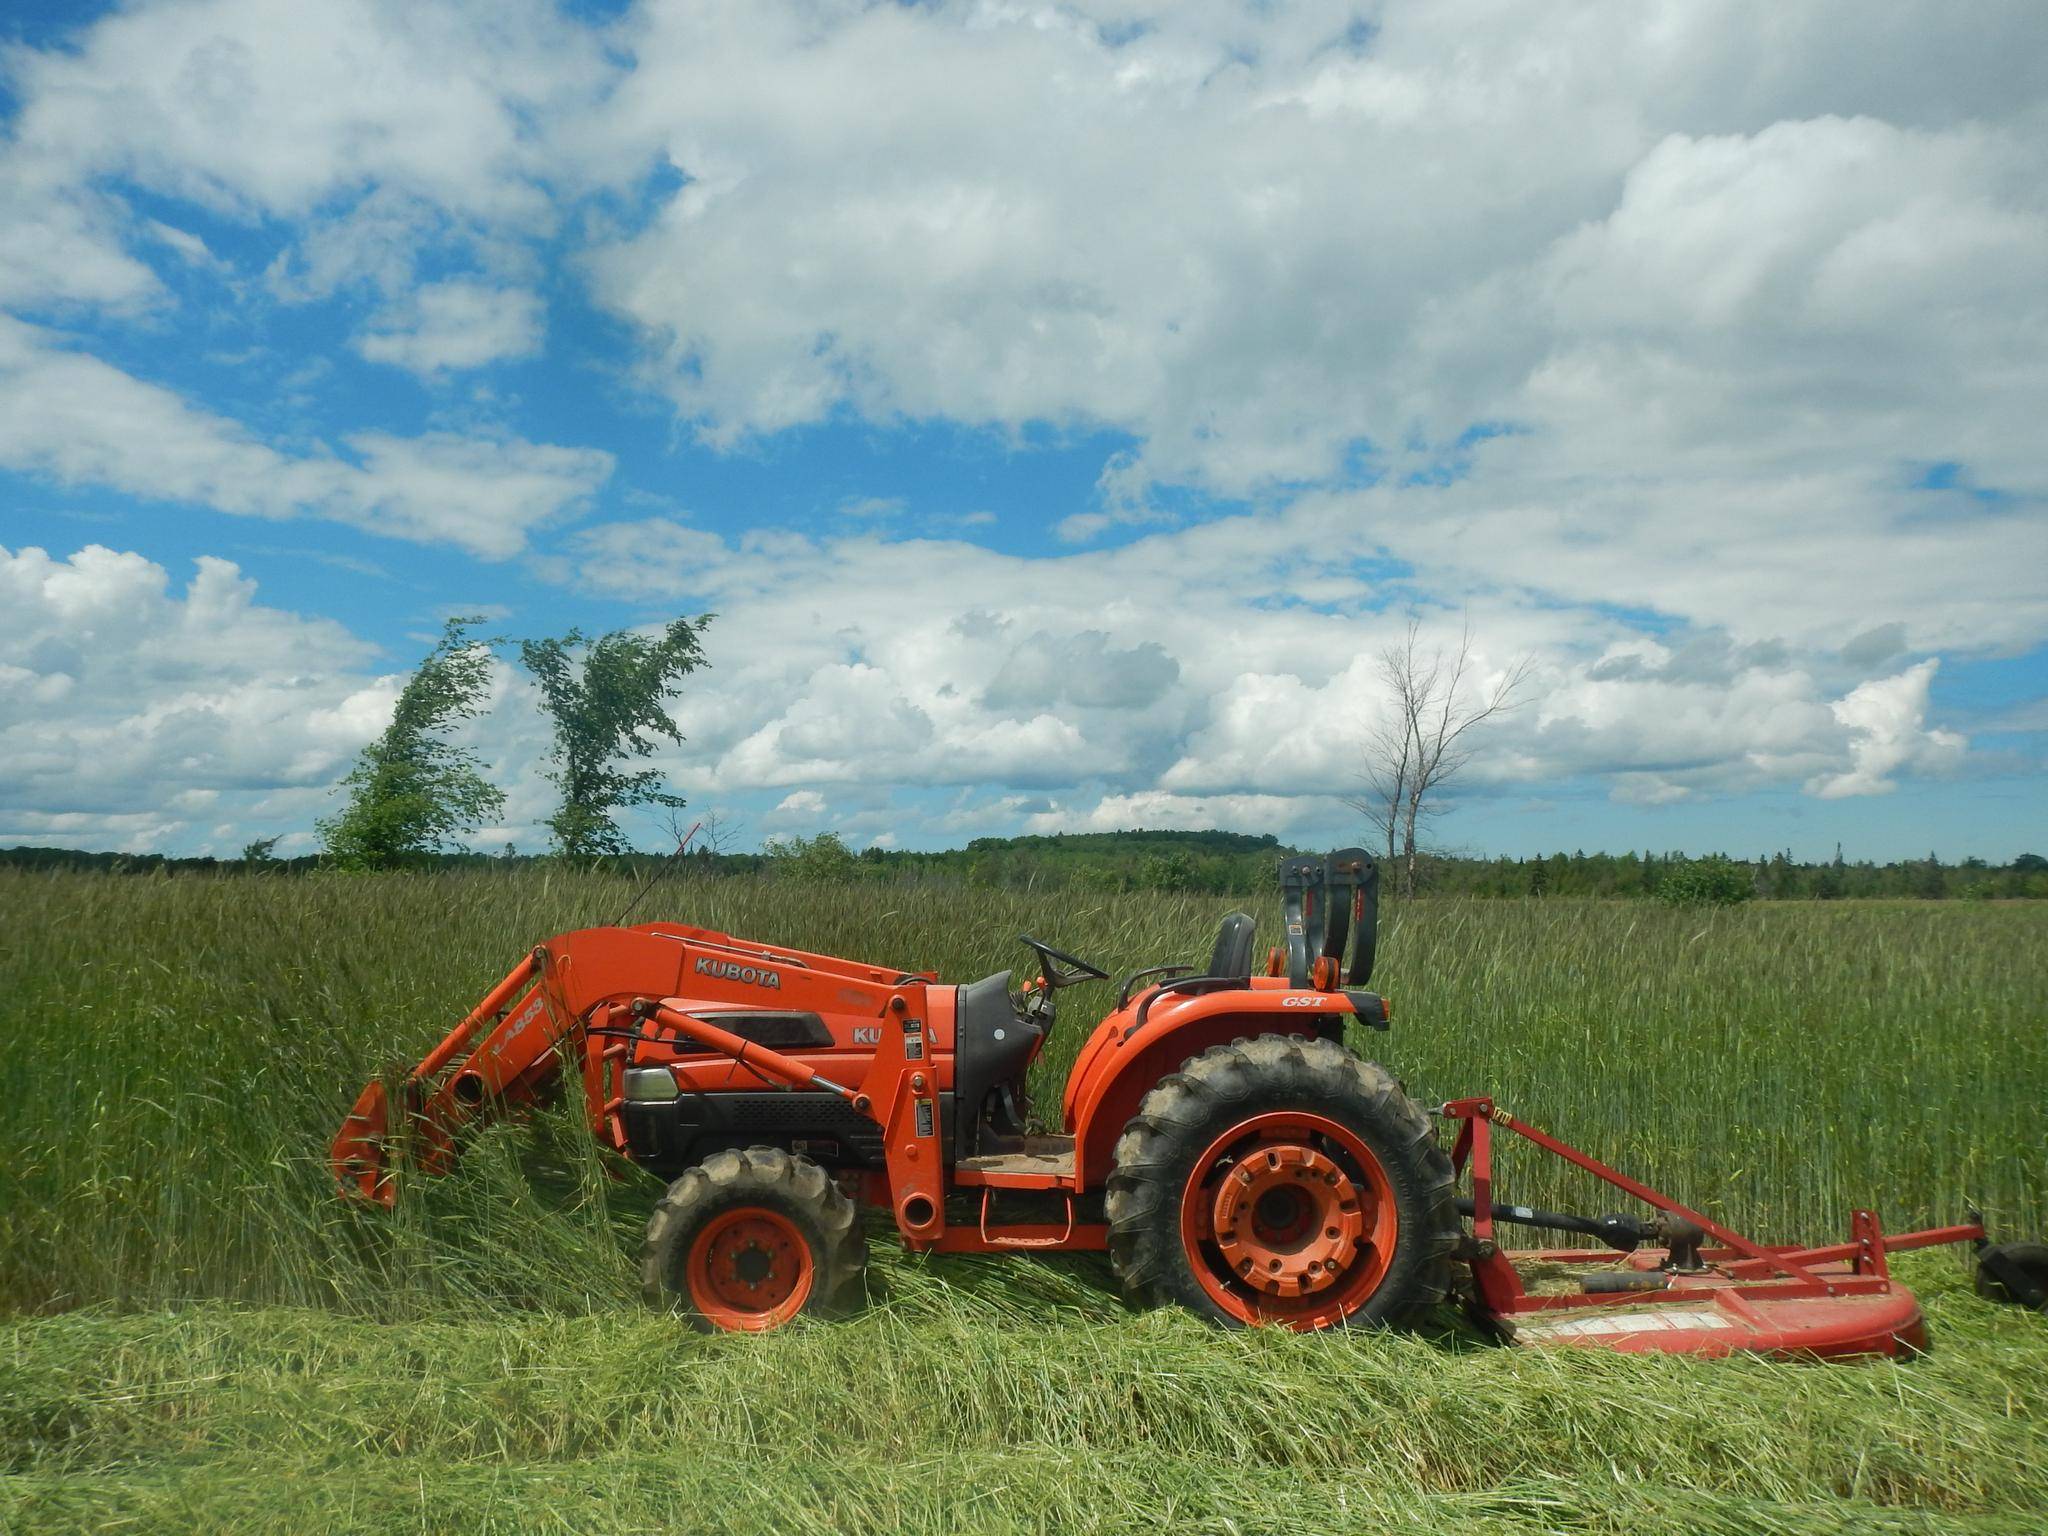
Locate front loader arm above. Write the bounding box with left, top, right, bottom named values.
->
left=332, top=926, right=686, bottom=1205
left=332, top=948, right=569, bottom=1205
left=331, top=920, right=915, bottom=1205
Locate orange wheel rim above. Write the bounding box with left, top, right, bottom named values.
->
left=684, top=1208, right=814, bottom=1331
left=1179, top=1110, right=1398, bottom=1328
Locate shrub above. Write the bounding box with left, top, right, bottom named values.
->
left=1655, top=856, right=1753, bottom=907
left=761, top=831, right=860, bottom=882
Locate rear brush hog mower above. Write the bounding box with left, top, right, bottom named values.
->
left=333, top=851, right=2045, bottom=1352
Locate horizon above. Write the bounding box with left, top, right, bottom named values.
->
left=3, top=3, right=2044, bottom=866
left=4, top=827, right=2041, bottom=870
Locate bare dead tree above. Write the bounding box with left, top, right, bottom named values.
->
left=678, top=807, right=744, bottom=856
left=1349, top=617, right=1531, bottom=898
left=1344, top=703, right=1412, bottom=867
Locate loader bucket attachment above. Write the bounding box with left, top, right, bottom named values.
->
left=329, top=950, right=553, bottom=1204
left=332, top=1079, right=393, bottom=1205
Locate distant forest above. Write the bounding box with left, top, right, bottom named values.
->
left=4, top=828, right=2045, bottom=901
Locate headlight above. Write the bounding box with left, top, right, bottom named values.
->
left=623, top=1067, right=680, bottom=1102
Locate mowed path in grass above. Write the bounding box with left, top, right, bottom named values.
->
left=1, top=872, right=2044, bottom=1533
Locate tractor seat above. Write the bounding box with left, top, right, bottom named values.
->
left=1114, top=912, right=1259, bottom=1011
left=1207, top=912, right=1255, bottom=980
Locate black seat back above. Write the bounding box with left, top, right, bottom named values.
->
left=1207, top=912, right=1256, bottom=980
left=952, top=970, right=1039, bottom=1159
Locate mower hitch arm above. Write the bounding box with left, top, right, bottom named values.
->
left=1444, top=1098, right=1825, bottom=1286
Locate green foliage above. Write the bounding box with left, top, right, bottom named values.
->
left=239, top=836, right=281, bottom=865
left=865, top=829, right=1285, bottom=893
left=1137, top=849, right=1200, bottom=891
left=316, top=618, right=506, bottom=870
left=1655, top=855, right=1755, bottom=908
left=519, top=617, right=710, bottom=858
left=8, top=831, right=2048, bottom=901
left=762, top=830, right=860, bottom=882
left=756, top=833, right=2048, bottom=902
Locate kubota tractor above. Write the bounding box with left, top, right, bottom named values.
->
left=335, top=850, right=2046, bottom=1350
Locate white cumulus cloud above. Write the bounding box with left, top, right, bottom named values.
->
left=0, top=545, right=383, bottom=847
left=0, top=317, right=611, bottom=558
left=1808, top=660, right=1968, bottom=799
left=355, top=281, right=546, bottom=375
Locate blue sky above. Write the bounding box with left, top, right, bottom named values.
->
left=1, top=0, right=2043, bottom=862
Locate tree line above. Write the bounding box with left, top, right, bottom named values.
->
left=316, top=614, right=710, bottom=869
left=1413, top=847, right=2048, bottom=903
left=751, top=838, right=2048, bottom=901
left=14, top=833, right=2041, bottom=903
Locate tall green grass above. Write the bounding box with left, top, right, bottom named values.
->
left=2, top=869, right=2040, bottom=1315
left=1, top=869, right=2045, bottom=1533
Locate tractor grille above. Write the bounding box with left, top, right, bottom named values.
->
left=725, top=1096, right=874, bottom=1132
left=622, top=1091, right=951, bottom=1175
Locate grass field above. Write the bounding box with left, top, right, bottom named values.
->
left=2, top=869, right=2045, bottom=1533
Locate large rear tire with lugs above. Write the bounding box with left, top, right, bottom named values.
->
left=1105, top=1035, right=1457, bottom=1330
left=640, top=1146, right=866, bottom=1332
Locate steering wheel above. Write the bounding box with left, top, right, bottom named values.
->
left=1018, top=935, right=1109, bottom=990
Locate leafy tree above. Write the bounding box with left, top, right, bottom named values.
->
left=520, top=618, right=710, bottom=858
left=319, top=618, right=506, bottom=869
left=1814, top=844, right=1846, bottom=900
left=240, top=836, right=281, bottom=865
left=1139, top=849, right=1199, bottom=891
left=1655, top=856, right=1753, bottom=908
left=762, top=830, right=859, bottom=882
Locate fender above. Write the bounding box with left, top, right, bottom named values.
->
left=1062, top=982, right=1351, bottom=1188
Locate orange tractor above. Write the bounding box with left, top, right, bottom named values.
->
left=335, top=850, right=2045, bottom=1350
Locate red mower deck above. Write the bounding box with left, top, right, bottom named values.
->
left=1444, top=1096, right=1987, bottom=1359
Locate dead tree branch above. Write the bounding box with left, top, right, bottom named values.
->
left=1352, top=616, right=1530, bottom=897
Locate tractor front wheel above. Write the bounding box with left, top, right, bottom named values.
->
left=1106, top=1036, right=1457, bottom=1330
left=640, top=1147, right=865, bottom=1332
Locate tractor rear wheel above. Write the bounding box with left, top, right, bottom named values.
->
left=640, top=1147, right=866, bottom=1332
left=1106, top=1035, right=1457, bottom=1330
